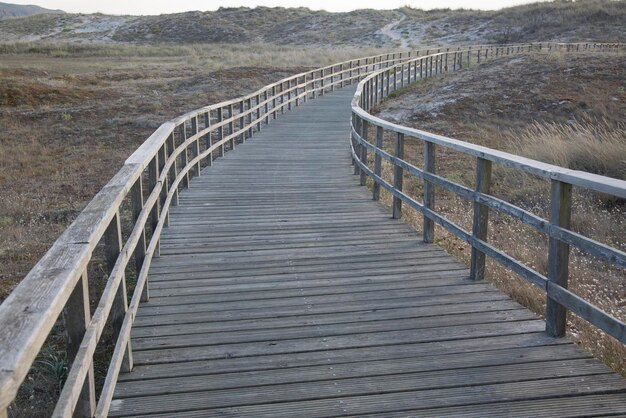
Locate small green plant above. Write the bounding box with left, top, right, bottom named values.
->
left=62, top=27, right=72, bottom=33
left=61, top=113, right=72, bottom=122
left=34, top=349, right=68, bottom=392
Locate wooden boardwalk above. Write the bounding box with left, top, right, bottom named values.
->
left=110, top=88, right=626, bottom=417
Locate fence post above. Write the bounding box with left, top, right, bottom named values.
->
left=340, top=63, right=344, bottom=87
left=158, top=144, right=169, bottom=227
left=263, top=90, right=269, bottom=124
left=166, top=133, right=178, bottom=208
left=386, top=70, right=391, bottom=96
left=373, top=126, right=383, bottom=201
left=130, top=177, right=148, bottom=302
left=393, top=66, right=398, bottom=91
left=238, top=101, right=245, bottom=143
left=246, top=98, right=252, bottom=138
left=104, top=211, right=133, bottom=372
left=178, top=123, right=189, bottom=188
left=423, top=142, right=436, bottom=243
left=470, top=157, right=492, bottom=280
left=217, top=107, right=225, bottom=157
left=360, top=121, right=369, bottom=186
left=353, top=117, right=362, bottom=176
left=546, top=180, right=573, bottom=337
left=62, top=272, right=96, bottom=417
left=392, top=133, right=404, bottom=219
left=228, top=104, right=235, bottom=150
left=204, top=112, right=212, bottom=166
left=190, top=116, right=200, bottom=177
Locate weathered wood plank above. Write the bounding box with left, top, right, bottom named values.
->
left=111, top=83, right=625, bottom=417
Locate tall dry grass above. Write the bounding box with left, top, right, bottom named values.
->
left=0, top=42, right=388, bottom=70
left=512, top=119, right=626, bottom=180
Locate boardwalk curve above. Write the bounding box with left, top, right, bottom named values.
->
left=0, top=42, right=625, bottom=417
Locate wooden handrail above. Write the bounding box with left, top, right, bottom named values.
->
left=350, top=42, right=626, bottom=351
left=1, top=41, right=622, bottom=417
left=0, top=46, right=427, bottom=417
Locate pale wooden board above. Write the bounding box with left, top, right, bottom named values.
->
left=111, top=87, right=626, bottom=417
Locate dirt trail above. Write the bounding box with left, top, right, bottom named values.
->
left=379, top=13, right=408, bottom=48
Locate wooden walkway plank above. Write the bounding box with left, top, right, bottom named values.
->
left=111, top=87, right=626, bottom=417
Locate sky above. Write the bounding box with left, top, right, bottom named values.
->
left=11, top=0, right=539, bottom=15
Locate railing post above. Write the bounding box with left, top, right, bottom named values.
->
left=272, top=85, right=278, bottom=116
left=340, top=63, right=344, bottom=87
left=190, top=116, right=200, bottom=177
left=353, top=117, right=362, bottom=175
left=407, top=61, right=412, bottom=84
left=228, top=104, right=235, bottom=150
left=130, top=177, right=148, bottom=302
left=393, top=66, right=398, bottom=91
left=62, top=272, right=96, bottom=417
left=374, top=73, right=380, bottom=103
left=392, top=132, right=404, bottom=219
left=238, top=100, right=245, bottom=143
left=104, top=211, right=133, bottom=372
left=546, top=180, right=573, bottom=337
left=280, top=83, right=285, bottom=114
left=373, top=126, right=383, bottom=201
left=158, top=143, right=169, bottom=226
left=255, top=94, right=262, bottom=131
left=178, top=123, right=189, bottom=188
left=246, top=98, right=253, bottom=138
left=204, top=111, right=212, bottom=166
left=217, top=107, right=225, bottom=157
left=148, top=153, right=161, bottom=258
left=166, top=133, right=178, bottom=207
left=263, top=90, right=269, bottom=124
left=420, top=57, right=424, bottom=78
left=385, top=70, right=390, bottom=96
left=320, top=68, right=325, bottom=96
left=360, top=120, right=368, bottom=186
left=423, top=142, right=436, bottom=243
left=349, top=61, right=353, bottom=85
left=470, top=157, right=492, bottom=280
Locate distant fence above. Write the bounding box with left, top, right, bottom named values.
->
left=350, top=42, right=626, bottom=351
left=0, top=41, right=622, bottom=418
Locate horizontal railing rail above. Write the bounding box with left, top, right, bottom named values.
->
left=350, top=42, right=626, bottom=353
left=0, top=41, right=623, bottom=418
left=0, top=46, right=431, bottom=418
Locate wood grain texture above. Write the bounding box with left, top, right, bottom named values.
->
left=111, top=87, right=626, bottom=417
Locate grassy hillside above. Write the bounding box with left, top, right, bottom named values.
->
left=0, top=2, right=63, bottom=19
left=0, top=0, right=624, bottom=46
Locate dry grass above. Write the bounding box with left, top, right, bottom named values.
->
left=0, top=42, right=386, bottom=302
left=373, top=49, right=626, bottom=375
left=512, top=119, right=626, bottom=180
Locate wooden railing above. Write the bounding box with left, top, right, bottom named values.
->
left=350, top=43, right=626, bottom=352
left=0, top=48, right=426, bottom=418
left=0, top=42, right=622, bottom=418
